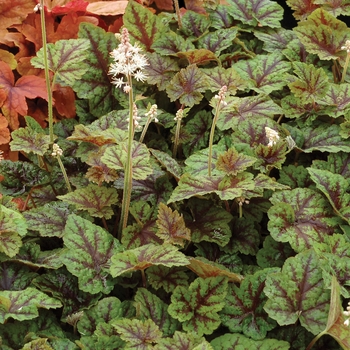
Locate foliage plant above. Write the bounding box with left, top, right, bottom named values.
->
left=2, top=0, right=350, bottom=349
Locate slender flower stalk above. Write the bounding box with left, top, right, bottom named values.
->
left=139, top=104, right=158, bottom=143
left=173, top=107, right=184, bottom=158
left=37, top=0, right=54, bottom=143
left=208, top=86, right=227, bottom=176
left=341, top=40, right=350, bottom=83
left=51, top=144, right=72, bottom=192
left=109, top=27, right=148, bottom=238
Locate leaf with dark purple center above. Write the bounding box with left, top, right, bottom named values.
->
left=61, top=214, right=123, bottom=294
left=168, top=276, right=228, bottom=336
left=0, top=262, right=38, bottom=291
left=255, top=28, right=298, bottom=52
left=221, top=268, right=279, bottom=340
left=268, top=188, right=339, bottom=252
left=180, top=10, right=211, bottom=38
left=264, top=249, right=330, bottom=335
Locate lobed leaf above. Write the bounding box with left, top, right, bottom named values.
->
left=225, top=0, right=284, bottom=28
left=134, top=288, right=180, bottom=337
left=31, top=39, right=90, bottom=87
left=101, top=141, right=153, bottom=180
left=0, top=205, right=27, bottom=257
left=264, top=249, right=330, bottom=335
left=0, top=287, right=62, bottom=324
left=110, top=243, right=189, bottom=278
left=221, top=268, right=279, bottom=340
left=180, top=10, right=211, bottom=38
left=0, top=262, right=38, bottom=291
left=112, top=318, right=162, bottom=349
left=233, top=53, right=291, bottom=94
left=58, top=183, right=118, bottom=219
left=61, top=214, right=123, bottom=294
left=155, top=331, right=213, bottom=350
left=168, top=276, right=228, bottom=336
left=268, top=188, right=339, bottom=252
left=150, top=148, right=182, bottom=180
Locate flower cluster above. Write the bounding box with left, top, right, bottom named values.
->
left=214, top=85, right=228, bottom=108
left=51, top=143, right=63, bottom=157
left=109, top=27, right=148, bottom=93
left=344, top=301, right=350, bottom=326
left=174, top=108, right=184, bottom=121
left=265, top=127, right=280, bottom=147
left=145, top=104, right=159, bottom=123
left=341, top=40, right=350, bottom=54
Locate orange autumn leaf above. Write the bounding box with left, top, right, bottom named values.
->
left=0, top=61, right=48, bottom=130
left=0, top=0, right=36, bottom=30
left=53, top=85, right=76, bottom=118
left=86, top=1, right=128, bottom=15
left=0, top=114, right=11, bottom=145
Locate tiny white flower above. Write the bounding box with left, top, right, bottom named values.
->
left=265, top=127, right=280, bottom=147
left=341, top=40, right=350, bottom=54
left=52, top=143, right=63, bottom=157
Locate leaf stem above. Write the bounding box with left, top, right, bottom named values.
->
left=56, top=155, right=72, bottom=192
left=39, top=0, right=54, bottom=144
left=173, top=0, right=182, bottom=29
left=118, top=75, right=134, bottom=240
left=306, top=332, right=324, bottom=350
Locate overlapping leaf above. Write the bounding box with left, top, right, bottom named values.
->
left=255, top=29, right=297, bottom=53
left=134, top=288, right=180, bottom=337
left=180, top=10, right=211, bottom=38
left=61, top=214, right=123, bottom=294
left=168, top=173, right=255, bottom=203
left=166, top=64, right=209, bottom=107
left=312, top=152, right=350, bottom=179
left=288, top=62, right=330, bottom=103
left=0, top=205, right=27, bottom=257
left=211, top=333, right=290, bottom=349
left=31, top=39, right=90, bottom=87
left=264, top=249, right=330, bottom=335
left=225, top=0, right=284, bottom=27
left=0, top=287, right=62, bottom=323
left=233, top=53, right=291, bottom=94
left=221, top=268, right=279, bottom=340
left=58, top=184, right=118, bottom=219
left=308, top=168, right=350, bottom=224
left=101, top=141, right=153, bottom=180
left=156, top=331, right=213, bottom=350
left=32, top=268, right=100, bottom=320
left=268, top=188, right=339, bottom=252
left=294, top=8, right=350, bottom=60
left=75, top=23, right=118, bottom=117
left=150, top=148, right=182, bottom=180
left=184, top=198, right=232, bottom=247
left=277, top=164, right=314, bottom=189
left=168, top=276, right=228, bottom=336
left=110, top=243, right=189, bottom=278
left=0, top=262, right=38, bottom=291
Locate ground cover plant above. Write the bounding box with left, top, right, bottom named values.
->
left=1, top=0, right=350, bottom=348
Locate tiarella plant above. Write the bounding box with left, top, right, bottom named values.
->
left=1, top=0, right=350, bottom=349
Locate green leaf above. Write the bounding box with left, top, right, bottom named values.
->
left=112, top=318, right=162, bottom=348
left=216, top=95, right=282, bottom=131
left=177, top=49, right=220, bottom=66
left=61, top=214, right=123, bottom=294
left=211, top=333, right=290, bottom=349
left=0, top=160, right=50, bottom=195
left=221, top=268, right=279, bottom=340
left=185, top=198, right=233, bottom=247
left=285, top=123, right=350, bottom=153
left=264, top=249, right=330, bottom=335
left=134, top=288, right=180, bottom=337
left=166, top=64, right=209, bottom=107
left=255, top=28, right=298, bottom=53
left=0, top=205, right=27, bottom=257
left=32, top=268, right=100, bottom=320
left=0, top=287, right=62, bottom=324
left=23, top=202, right=70, bottom=238
left=21, top=338, right=54, bottom=350
left=110, top=243, right=189, bottom=278
left=180, top=10, right=211, bottom=38
left=225, top=0, right=284, bottom=27
left=146, top=266, right=189, bottom=293
left=294, top=8, right=350, bottom=61
left=101, top=141, right=153, bottom=180
left=288, top=62, right=330, bottom=104
left=268, top=188, right=339, bottom=252
left=58, top=184, right=118, bottom=219
left=10, top=124, right=51, bottom=156
left=168, top=276, right=228, bottom=336
left=254, top=141, right=288, bottom=173
left=77, top=297, right=123, bottom=336
left=216, top=147, right=256, bottom=176
left=257, top=236, right=294, bottom=268
left=149, top=148, right=182, bottom=180
left=123, top=0, right=165, bottom=51
left=234, top=53, right=291, bottom=94
left=31, top=39, right=90, bottom=87
left=168, top=173, right=255, bottom=203
left=0, top=262, right=38, bottom=291
left=308, top=167, right=350, bottom=224
left=156, top=331, right=213, bottom=350
left=311, top=152, right=350, bottom=179
left=76, top=23, right=119, bottom=117
left=278, top=164, right=313, bottom=189
left=156, top=202, right=191, bottom=247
